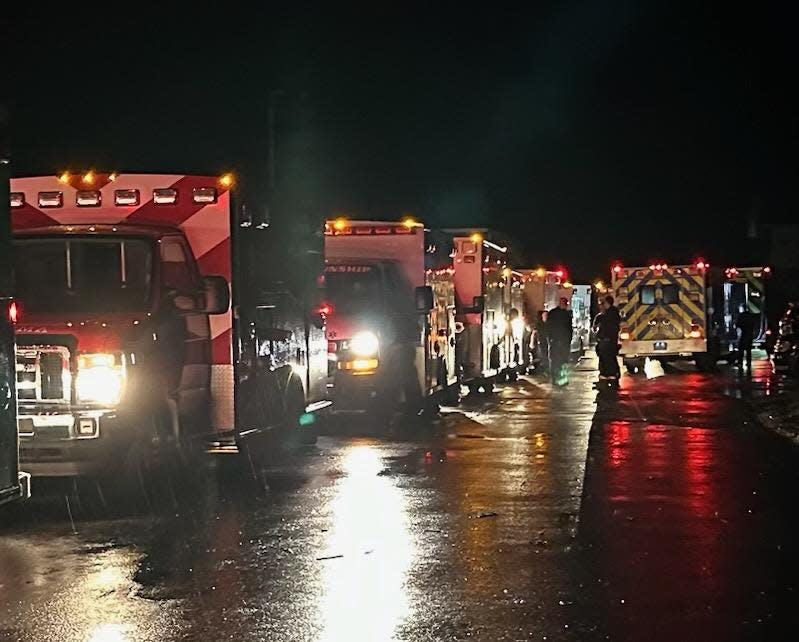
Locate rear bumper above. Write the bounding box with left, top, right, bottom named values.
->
left=18, top=407, right=138, bottom=477
left=620, top=339, right=707, bottom=358
left=0, top=473, right=31, bottom=506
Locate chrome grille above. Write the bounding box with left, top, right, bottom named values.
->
left=16, top=345, right=72, bottom=404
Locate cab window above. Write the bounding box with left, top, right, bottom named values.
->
left=161, top=238, right=197, bottom=292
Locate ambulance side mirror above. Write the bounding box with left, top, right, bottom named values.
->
left=415, top=286, right=434, bottom=312
left=203, top=276, right=230, bottom=315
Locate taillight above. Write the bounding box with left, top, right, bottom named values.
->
left=688, top=322, right=703, bottom=339
left=7, top=300, right=19, bottom=324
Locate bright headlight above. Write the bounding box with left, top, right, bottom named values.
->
left=350, top=331, right=379, bottom=357
left=76, top=353, right=126, bottom=405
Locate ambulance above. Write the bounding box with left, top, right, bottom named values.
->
left=714, top=266, right=770, bottom=351
left=517, top=267, right=570, bottom=369
left=9, top=172, right=329, bottom=480
left=452, top=233, right=523, bottom=392
left=611, top=261, right=711, bottom=372
left=568, top=284, right=592, bottom=356
left=323, top=218, right=457, bottom=418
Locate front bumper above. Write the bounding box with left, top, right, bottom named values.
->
left=18, top=406, right=136, bottom=477
left=328, top=370, right=385, bottom=412
left=620, top=338, right=707, bottom=358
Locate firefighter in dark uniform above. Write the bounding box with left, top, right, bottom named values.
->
left=594, top=295, right=621, bottom=383
left=546, top=297, right=573, bottom=385
left=736, top=304, right=757, bottom=371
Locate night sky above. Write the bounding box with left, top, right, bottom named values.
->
left=9, top=3, right=796, bottom=281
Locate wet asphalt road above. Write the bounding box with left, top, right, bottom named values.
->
left=1, top=356, right=798, bottom=641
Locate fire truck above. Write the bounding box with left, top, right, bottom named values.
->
left=8, top=172, right=329, bottom=480
left=611, top=261, right=712, bottom=373
left=452, top=233, right=523, bottom=392
left=323, top=218, right=457, bottom=418
left=1, top=159, right=30, bottom=505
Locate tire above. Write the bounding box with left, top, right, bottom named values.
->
left=624, top=358, right=643, bottom=375
left=286, top=376, right=316, bottom=446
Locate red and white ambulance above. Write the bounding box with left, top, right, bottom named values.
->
left=323, top=218, right=458, bottom=418
left=9, top=172, right=328, bottom=479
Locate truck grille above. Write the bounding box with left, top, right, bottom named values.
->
left=16, top=346, right=72, bottom=404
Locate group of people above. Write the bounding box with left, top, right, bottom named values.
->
left=533, top=295, right=621, bottom=387
left=534, top=294, right=758, bottom=386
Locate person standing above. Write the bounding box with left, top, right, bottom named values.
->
left=546, top=297, right=573, bottom=385
left=594, top=295, right=621, bottom=383
left=736, top=304, right=757, bottom=371
left=534, top=310, right=549, bottom=375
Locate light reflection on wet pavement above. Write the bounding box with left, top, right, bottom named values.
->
left=1, top=355, right=798, bottom=641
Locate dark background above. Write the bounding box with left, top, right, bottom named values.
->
left=8, top=3, right=796, bottom=281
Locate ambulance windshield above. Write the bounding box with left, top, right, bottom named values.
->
left=324, top=265, right=382, bottom=310
left=14, top=237, right=152, bottom=314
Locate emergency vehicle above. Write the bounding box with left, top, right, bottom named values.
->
left=713, top=266, right=770, bottom=351
left=517, top=267, right=572, bottom=368
left=9, top=172, right=329, bottom=479
left=568, top=284, right=592, bottom=356
left=1, top=159, right=30, bottom=504
left=611, top=261, right=711, bottom=372
left=323, top=218, right=457, bottom=417
left=452, top=233, right=523, bottom=391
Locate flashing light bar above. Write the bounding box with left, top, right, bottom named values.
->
left=153, top=188, right=178, bottom=205
left=114, top=189, right=140, bottom=206
left=192, top=187, right=218, bottom=204
left=38, top=191, right=63, bottom=208
left=10, top=192, right=24, bottom=208
left=76, top=190, right=101, bottom=207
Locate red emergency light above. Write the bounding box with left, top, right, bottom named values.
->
left=695, top=259, right=708, bottom=271
left=317, top=302, right=334, bottom=319
left=612, top=264, right=623, bottom=275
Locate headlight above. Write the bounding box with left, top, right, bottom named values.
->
left=76, top=353, right=126, bottom=404
left=350, top=331, right=379, bottom=357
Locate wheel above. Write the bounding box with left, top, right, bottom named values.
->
left=624, top=358, right=643, bottom=375
left=286, top=376, right=316, bottom=445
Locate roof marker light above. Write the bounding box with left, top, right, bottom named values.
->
left=82, top=171, right=95, bottom=185
left=108, top=172, right=118, bottom=181
left=153, top=188, right=178, bottom=204
left=333, top=218, right=348, bottom=231
left=58, top=172, right=70, bottom=184
left=219, top=173, right=234, bottom=188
